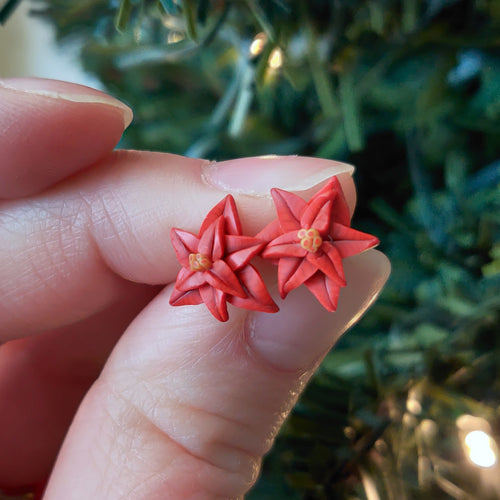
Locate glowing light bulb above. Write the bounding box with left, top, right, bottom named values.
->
left=268, top=47, right=283, bottom=69
left=464, top=430, right=498, bottom=468
left=406, top=397, right=422, bottom=415
left=167, top=31, right=184, bottom=44
left=249, top=32, right=267, bottom=56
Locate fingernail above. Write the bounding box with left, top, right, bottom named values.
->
left=245, top=250, right=391, bottom=372
left=0, top=78, right=133, bottom=128
left=202, top=155, right=354, bottom=197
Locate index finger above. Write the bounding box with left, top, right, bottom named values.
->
left=0, top=154, right=355, bottom=341
left=0, top=78, right=132, bottom=199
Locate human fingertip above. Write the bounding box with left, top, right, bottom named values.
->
left=0, top=78, right=133, bottom=129
left=202, top=155, right=354, bottom=195
left=245, top=249, right=390, bottom=373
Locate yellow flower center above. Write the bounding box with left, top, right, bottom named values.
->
left=189, top=253, right=212, bottom=272
left=298, top=228, right=322, bottom=253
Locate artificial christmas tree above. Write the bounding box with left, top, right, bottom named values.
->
left=1, top=1, right=499, bottom=498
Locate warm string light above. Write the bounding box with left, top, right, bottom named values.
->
left=249, top=32, right=267, bottom=56
left=456, top=415, right=499, bottom=469
left=167, top=31, right=184, bottom=44
left=464, top=430, right=498, bottom=468
left=268, top=47, right=283, bottom=69
left=406, top=388, right=422, bottom=415
left=249, top=33, right=284, bottom=71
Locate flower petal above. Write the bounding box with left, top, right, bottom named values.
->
left=270, top=187, right=305, bottom=232
left=170, top=228, right=200, bottom=267
left=195, top=194, right=234, bottom=236
left=175, top=267, right=207, bottom=292
left=314, top=176, right=338, bottom=198
left=211, top=216, right=226, bottom=261
left=304, top=272, right=341, bottom=312
left=200, top=284, right=228, bottom=322
left=225, top=235, right=265, bottom=270
left=307, top=244, right=346, bottom=286
left=221, top=195, right=243, bottom=235
left=329, top=178, right=351, bottom=227
left=256, top=219, right=282, bottom=242
left=282, top=257, right=318, bottom=295
left=277, top=257, right=302, bottom=298
left=198, top=216, right=225, bottom=260
left=267, top=230, right=300, bottom=247
left=330, top=223, right=379, bottom=258
left=200, top=195, right=243, bottom=236
left=262, top=243, right=307, bottom=259
left=199, top=198, right=225, bottom=235
left=262, top=230, right=307, bottom=259
left=206, top=259, right=245, bottom=297
left=301, top=198, right=333, bottom=234
left=169, top=287, right=203, bottom=306
left=228, top=265, right=279, bottom=313
left=198, top=218, right=216, bottom=256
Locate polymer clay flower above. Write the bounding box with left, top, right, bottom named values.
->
left=170, top=195, right=278, bottom=321
left=258, top=176, right=379, bottom=311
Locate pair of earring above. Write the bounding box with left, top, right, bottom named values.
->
left=169, top=176, right=379, bottom=322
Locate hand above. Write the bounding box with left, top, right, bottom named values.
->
left=0, top=78, right=390, bottom=499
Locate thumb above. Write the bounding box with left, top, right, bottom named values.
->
left=43, top=158, right=390, bottom=499
left=44, top=252, right=389, bottom=499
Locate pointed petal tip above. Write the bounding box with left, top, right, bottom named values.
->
left=215, top=312, right=229, bottom=322
left=323, top=302, right=338, bottom=313
left=267, top=303, right=280, bottom=313
left=169, top=287, right=203, bottom=307
left=256, top=303, right=280, bottom=314
left=221, top=193, right=237, bottom=213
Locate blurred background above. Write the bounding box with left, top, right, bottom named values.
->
left=0, top=1, right=96, bottom=84
left=1, top=1, right=499, bottom=499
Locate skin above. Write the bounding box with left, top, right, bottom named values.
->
left=0, top=79, right=390, bottom=499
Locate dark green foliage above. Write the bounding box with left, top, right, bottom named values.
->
left=0, top=0, right=23, bottom=24
left=28, top=0, right=500, bottom=497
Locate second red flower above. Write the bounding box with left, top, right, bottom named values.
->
left=257, top=177, right=379, bottom=311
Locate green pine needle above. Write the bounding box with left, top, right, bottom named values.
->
left=338, top=72, right=364, bottom=152
left=114, top=0, right=133, bottom=32
left=183, top=0, right=198, bottom=41
left=0, top=0, right=22, bottom=24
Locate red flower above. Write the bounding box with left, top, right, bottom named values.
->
left=170, top=195, right=278, bottom=321
left=258, top=177, right=379, bottom=311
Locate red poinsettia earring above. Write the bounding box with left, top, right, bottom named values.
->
left=257, top=176, right=379, bottom=312
left=170, top=195, right=279, bottom=321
